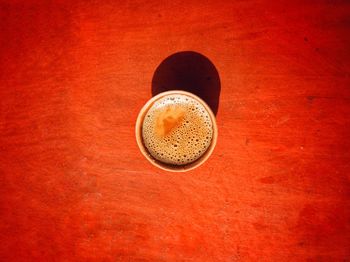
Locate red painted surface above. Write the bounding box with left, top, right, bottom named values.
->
left=1, top=1, right=350, bottom=261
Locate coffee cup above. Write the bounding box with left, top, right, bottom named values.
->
left=135, top=90, right=218, bottom=172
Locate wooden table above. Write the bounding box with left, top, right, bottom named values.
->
left=1, top=1, right=349, bottom=261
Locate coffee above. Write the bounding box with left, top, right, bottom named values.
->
left=142, top=93, right=213, bottom=166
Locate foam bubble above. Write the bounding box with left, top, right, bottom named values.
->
left=142, top=94, right=213, bottom=165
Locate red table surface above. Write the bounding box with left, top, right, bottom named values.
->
left=1, top=1, right=350, bottom=261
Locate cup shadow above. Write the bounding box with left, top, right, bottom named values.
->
left=152, top=51, right=221, bottom=115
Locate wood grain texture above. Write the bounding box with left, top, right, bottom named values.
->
left=1, top=0, right=350, bottom=261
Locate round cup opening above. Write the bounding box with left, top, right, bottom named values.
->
left=135, top=90, right=218, bottom=172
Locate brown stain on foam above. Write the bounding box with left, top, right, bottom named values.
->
left=155, top=106, right=185, bottom=137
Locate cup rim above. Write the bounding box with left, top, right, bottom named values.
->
left=135, top=90, right=218, bottom=172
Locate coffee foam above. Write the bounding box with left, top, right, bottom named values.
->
left=142, top=94, right=213, bottom=166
